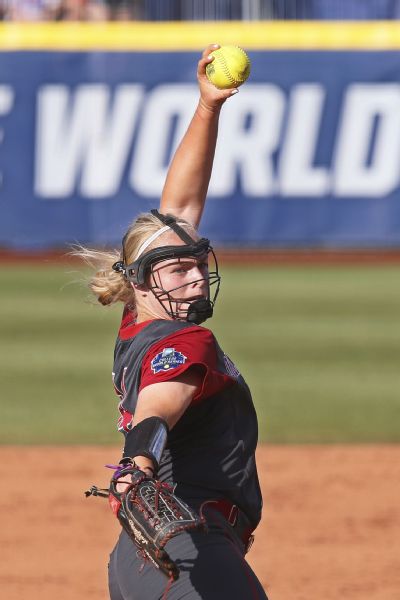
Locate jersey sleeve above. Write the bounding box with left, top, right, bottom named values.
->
left=139, top=326, right=234, bottom=404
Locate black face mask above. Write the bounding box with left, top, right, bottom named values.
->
left=113, top=210, right=221, bottom=325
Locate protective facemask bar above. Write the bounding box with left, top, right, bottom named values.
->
left=114, top=210, right=221, bottom=325
left=148, top=248, right=221, bottom=324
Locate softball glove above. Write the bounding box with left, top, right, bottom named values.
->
left=85, top=464, right=206, bottom=580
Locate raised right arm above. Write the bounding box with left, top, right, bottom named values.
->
left=160, top=45, right=238, bottom=229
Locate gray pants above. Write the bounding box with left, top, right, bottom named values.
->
left=108, top=510, right=268, bottom=600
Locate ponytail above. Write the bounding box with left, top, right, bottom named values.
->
left=73, top=212, right=193, bottom=308
left=72, top=246, right=135, bottom=307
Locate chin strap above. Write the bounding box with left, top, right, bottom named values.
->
left=186, top=298, right=214, bottom=324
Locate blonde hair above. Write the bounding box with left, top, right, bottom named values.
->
left=74, top=212, right=193, bottom=308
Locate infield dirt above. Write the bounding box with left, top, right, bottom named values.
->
left=0, top=445, right=399, bottom=600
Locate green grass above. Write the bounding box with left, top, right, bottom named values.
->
left=0, top=263, right=399, bottom=444
left=214, top=266, right=400, bottom=443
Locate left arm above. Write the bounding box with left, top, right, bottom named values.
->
left=109, top=370, right=206, bottom=581
left=116, top=368, right=202, bottom=482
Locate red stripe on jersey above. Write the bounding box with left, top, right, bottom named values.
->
left=119, top=305, right=136, bottom=329
left=118, top=306, right=154, bottom=341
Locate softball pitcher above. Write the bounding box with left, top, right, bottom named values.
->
left=82, top=46, right=268, bottom=600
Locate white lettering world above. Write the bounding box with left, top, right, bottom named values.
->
left=34, top=83, right=400, bottom=200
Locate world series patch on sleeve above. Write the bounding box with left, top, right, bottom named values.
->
left=151, top=348, right=187, bottom=373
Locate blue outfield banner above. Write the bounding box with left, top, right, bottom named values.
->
left=1, top=46, right=400, bottom=248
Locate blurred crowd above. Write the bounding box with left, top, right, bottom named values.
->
left=1, top=0, right=400, bottom=22
left=0, top=0, right=130, bottom=21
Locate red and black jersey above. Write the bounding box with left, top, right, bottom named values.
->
left=112, top=310, right=262, bottom=528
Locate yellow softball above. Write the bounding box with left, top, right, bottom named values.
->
left=206, top=45, right=251, bottom=90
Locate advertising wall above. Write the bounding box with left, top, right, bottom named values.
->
left=1, top=22, right=400, bottom=248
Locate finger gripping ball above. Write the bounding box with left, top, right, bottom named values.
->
left=206, top=45, right=251, bottom=90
